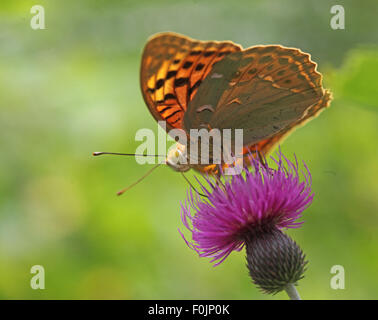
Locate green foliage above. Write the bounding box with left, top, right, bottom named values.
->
left=329, top=48, right=378, bottom=110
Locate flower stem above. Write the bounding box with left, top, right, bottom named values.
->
left=284, top=283, right=301, bottom=300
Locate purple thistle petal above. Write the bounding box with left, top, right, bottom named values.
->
left=180, top=148, right=314, bottom=266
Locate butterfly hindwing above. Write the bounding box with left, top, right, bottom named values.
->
left=184, top=44, right=331, bottom=155
left=244, top=89, right=332, bottom=157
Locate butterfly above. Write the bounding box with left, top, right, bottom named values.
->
left=140, top=32, right=331, bottom=175
left=94, top=32, right=332, bottom=195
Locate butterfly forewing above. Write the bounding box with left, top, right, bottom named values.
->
left=140, top=32, right=241, bottom=132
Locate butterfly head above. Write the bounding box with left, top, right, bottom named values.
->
left=166, top=144, right=191, bottom=172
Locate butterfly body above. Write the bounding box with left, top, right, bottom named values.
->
left=166, top=143, right=191, bottom=172
left=140, top=32, right=332, bottom=174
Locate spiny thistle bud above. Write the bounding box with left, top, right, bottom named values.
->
left=244, top=226, right=307, bottom=295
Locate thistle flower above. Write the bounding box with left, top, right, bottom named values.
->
left=179, top=149, right=313, bottom=298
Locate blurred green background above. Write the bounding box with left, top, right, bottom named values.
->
left=0, top=0, right=377, bottom=299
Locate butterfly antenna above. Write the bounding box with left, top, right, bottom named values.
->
left=93, top=152, right=165, bottom=158
left=117, top=163, right=162, bottom=196
left=181, top=172, right=208, bottom=198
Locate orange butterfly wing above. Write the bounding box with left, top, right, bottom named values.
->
left=140, top=32, right=241, bottom=132
left=182, top=44, right=332, bottom=173
left=243, top=89, right=332, bottom=158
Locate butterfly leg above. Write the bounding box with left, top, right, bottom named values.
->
left=215, top=171, right=222, bottom=186
left=181, top=172, right=208, bottom=198
left=257, top=149, right=268, bottom=168
left=213, top=167, right=227, bottom=191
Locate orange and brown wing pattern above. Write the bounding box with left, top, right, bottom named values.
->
left=243, top=89, right=332, bottom=159
left=235, top=46, right=332, bottom=158
left=140, top=32, right=241, bottom=131
left=214, top=45, right=325, bottom=115
left=183, top=43, right=331, bottom=173
left=195, top=85, right=328, bottom=175
left=185, top=44, right=331, bottom=147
